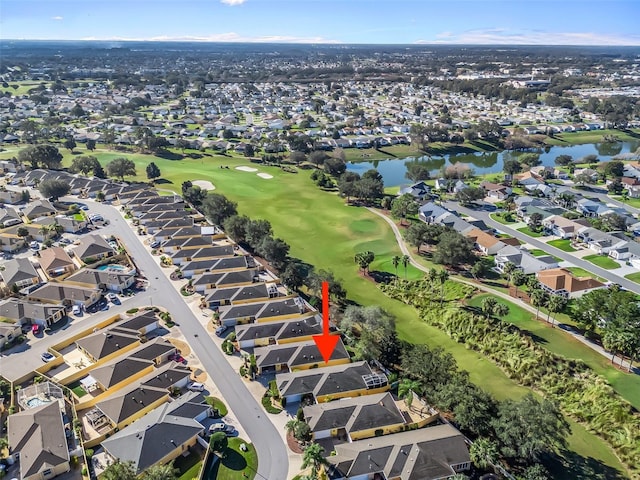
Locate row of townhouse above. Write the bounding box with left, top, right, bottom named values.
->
left=127, top=186, right=475, bottom=480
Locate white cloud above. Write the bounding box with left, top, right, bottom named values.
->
left=51, top=16, right=64, bottom=21
left=220, top=0, right=246, bottom=5
left=80, top=33, right=340, bottom=44
left=417, top=29, right=640, bottom=46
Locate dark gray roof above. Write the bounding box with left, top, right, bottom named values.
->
left=66, top=268, right=133, bottom=287
left=8, top=401, right=69, bottom=477
left=28, top=283, right=100, bottom=304
left=327, top=424, right=470, bottom=480
left=91, top=357, right=153, bottom=389
left=73, top=234, right=114, bottom=260
left=130, top=338, right=176, bottom=362
left=1, top=257, right=38, bottom=288
left=117, top=310, right=159, bottom=332
left=75, top=329, right=140, bottom=360
left=235, top=315, right=323, bottom=343
left=0, top=298, right=65, bottom=323
left=141, top=363, right=191, bottom=390
left=101, top=392, right=205, bottom=474
left=96, top=385, right=168, bottom=424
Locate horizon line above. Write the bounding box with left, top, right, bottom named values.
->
left=2, top=38, right=640, bottom=47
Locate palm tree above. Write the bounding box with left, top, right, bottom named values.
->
left=301, top=442, right=327, bottom=477
left=354, top=251, right=375, bottom=275
left=401, top=254, right=410, bottom=279
left=481, top=297, right=498, bottom=318
left=546, top=294, right=566, bottom=327
left=398, top=378, right=421, bottom=409
left=511, top=270, right=526, bottom=298
left=469, top=437, right=499, bottom=469
left=502, top=262, right=516, bottom=287
left=530, top=288, right=548, bottom=321
left=437, top=269, right=449, bottom=306
left=142, top=464, right=179, bottom=480
left=493, top=302, right=509, bottom=318
left=391, top=255, right=401, bottom=282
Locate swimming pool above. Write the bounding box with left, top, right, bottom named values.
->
left=26, top=397, right=51, bottom=408
left=97, top=265, right=128, bottom=273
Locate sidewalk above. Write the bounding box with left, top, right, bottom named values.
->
left=366, top=207, right=638, bottom=374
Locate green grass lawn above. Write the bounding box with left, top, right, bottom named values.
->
left=547, top=239, right=577, bottom=252
left=489, top=213, right=517, bottom=225
left=565, top=267, right=606, bottom=282
left=545, top=129, right=640, bottom=146
left=529, top=249, right=547, bottom=257
left=206, top=439, right=258, bottom=480
left=68, top=382, right=87, bottom=398
left=517, top=226, right=544, bottom=237
left=583, top=254, right=621, bottom=270
left=467, top=294, right=640, bottom=412
left=174, top=452, right=203, bottom=480
left=625, top=272, right=640, bottom=284
left=0, top=81, right=49, bottom=96
left=205, top=396, right=229, bottom=417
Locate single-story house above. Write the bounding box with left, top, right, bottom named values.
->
left=0, top=322, right=22, bottom=348
left=235, top=314, right=324, bottom=349
left=8, top=401, right=71, bottom=480
left=23, top=199, right=57, bottom=220
left=203, top=282, right=278, bottom=308
left=0, top=298, right=66, bottom=327
left=494, top=245, right=559, bottom=275
left=72, top=235, right=115, bottom=263
left=536, top=268, right=605, bottom=299
left=38, top=247, right=77, bottom=278
left=542, top=215, right=585, bottom=239
left=480, top=181, right=512, bottom=200
left=276, top=361, right=389, bottom=404
left=465, top=228, right=507, bottom=255
left=75, top=328, right=141, bottom=363
left=65, top=268, right=135, bottom=293
left=219, top=297, right=306, bottom=326
left=2, top=257, right=40, bottom=290
left=254, top=338, right=350, bottom=374
left=326, top=424, right=471, bottom=480
left=27, top=283, right=101, bottom=308
left=101, top=392, right=207, bottom=475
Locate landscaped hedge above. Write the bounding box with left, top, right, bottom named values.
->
left=382, top=282, right=640, bottom=475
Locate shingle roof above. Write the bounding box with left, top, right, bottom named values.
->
left=72, top=234, right=114, bottom=260
left=75, top=329, right=140, bottom=360
left=96, top=384, right=168, bottom=424
left=8, top=402, right=69, bottom=478
left=1, top=257, right=38, bottom=287
left=101, top=392, right=205, bottom=474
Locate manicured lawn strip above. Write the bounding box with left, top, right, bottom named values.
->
left=205, top=396, right=229, bottom=417
left=206, top=438, right=257, bottom=480
left=70, top=384, right=87, bottom=398
left=625, top=272, right=640, bottom=284
left=583, top=254, right=620, bottom=270
left=529, top=249, right=547, bottom=257
left=547, top=239, right=577, bottom=252
left=565, top=267, right=606, bottom=282
left=467, top=294, right=640, bottom=411
left=544, top=129, right=640, bottom=146
left=489, top=213, right=517, bottom=225
left=516, top=226, right=544, bottom=237
left=174, top=452, right=203, bottom=480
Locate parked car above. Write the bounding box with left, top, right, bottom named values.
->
left=59, top=238, right=72, bottom=245
left=32, top=324, right=41, bottom=334
left=215, top=325, right=229, bottom=337
left=30, top=241, right=39, bottom=250
left=107, top=293, right=118, bottom=303
left=41, top=352, right=55, bottom=362
left=169, top=353, right=186, bottom=364
left=187, top=382, right=205, bottom=392
left=72, top=305, right=82, bottom=316
left=150, top=240, right=160, bottom=248
left=209, top=422, right=235, bottom=436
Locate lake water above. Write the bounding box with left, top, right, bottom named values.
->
left=346, top=139, right=640, bottom=187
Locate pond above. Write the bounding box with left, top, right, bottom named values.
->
left=346, top=139, right=640, bottom=187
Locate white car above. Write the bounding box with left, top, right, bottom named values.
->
left=71, top=305, right=82, bottom=315
left=187, top=382, right=205, bottom=392
left=107, top=293, right=118, bottom=302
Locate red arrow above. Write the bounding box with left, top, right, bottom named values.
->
left=312, top=281, right=340, bottom=364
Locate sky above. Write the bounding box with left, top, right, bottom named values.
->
left=1, top=0, right=640, bottom=45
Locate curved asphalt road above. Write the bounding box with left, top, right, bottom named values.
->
left=366, top=206, right=637, bottom=373
left=441, top=200, right=640, bottom=296
left=84, top=201, right=289, bottom=479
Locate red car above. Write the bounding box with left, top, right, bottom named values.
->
left=169, top=353, right=186, bottom=364
left=32, top=324, right=41, bottom=334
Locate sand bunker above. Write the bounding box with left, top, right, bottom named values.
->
left=235, top=166, right=258, bottom=172
left=257, top=173, right=273, bottom=179
left=192, top=180, right=215, bottom=190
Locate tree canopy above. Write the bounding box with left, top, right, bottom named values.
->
left=18, top=144, right=63, bottom=169
left=201, top=193, right=238, bottom=226
left=38, top=178, right=70, bottom=200
left=106, top=157, right=137, bottom=181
